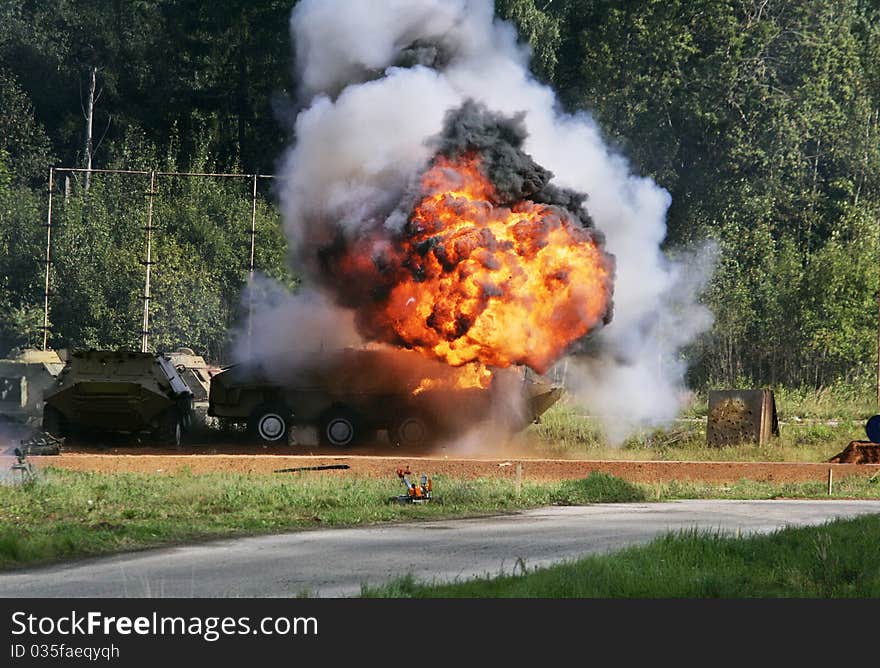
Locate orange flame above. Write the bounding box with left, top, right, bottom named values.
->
left=412, top=361, right=493, bottom=395
left=338, top=153, right=613, bottom=374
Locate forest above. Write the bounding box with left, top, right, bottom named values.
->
left=1, top=0, right=879, bottom=391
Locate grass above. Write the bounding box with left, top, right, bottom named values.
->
left=645, top=474, right=880, bottom=500
left=361, top=514, right=880, bottom=597
left=2, top=468, right=880, bottom=570
left=527, top=393, right=871, bottom=462
left=772, top=383, right=879, bottom=421
left=0, top=469, right=646, bottom=569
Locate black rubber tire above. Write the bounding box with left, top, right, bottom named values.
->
left=249, top=405, right=291, bottom=443
left=319, top=407, right=362, bottom=448
left=390, top=414, right=432, bottom=448
left=155, top=412, right=182, bottom=447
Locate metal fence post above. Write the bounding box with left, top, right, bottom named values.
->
left=41, top=167, right=54, bottom=350
left=141, top=171, right=156, bottom=353
left=247, top=174, right=258, bottom=358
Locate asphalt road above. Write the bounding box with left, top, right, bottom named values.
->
left=2, top=499, right=879, bottom=598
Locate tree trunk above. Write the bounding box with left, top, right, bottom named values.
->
left=83, top=66, right=97, bottom=191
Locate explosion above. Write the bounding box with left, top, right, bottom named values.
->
left=334, top=151, right=614, bottom=374
left=238, top=0, right=716, bottom=447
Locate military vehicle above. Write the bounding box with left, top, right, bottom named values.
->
left=42, top=350, right=194, bottom=446
left=208, top=346, right=562, bottom=447
left=167, top=347, right=222, bottom=427
left=0, top=348, right=65, bottom=423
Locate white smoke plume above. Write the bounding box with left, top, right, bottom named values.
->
left=0, top=418, right=35, bottom=486
left=559, top=245, right=716, bottom=442
left=261, top=0, right=713, bottom=441
left=234, top=277, right=362, bottom=384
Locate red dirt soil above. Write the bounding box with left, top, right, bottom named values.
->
left=29, top=452, right=880, bottom=483
left=828, top=441, right=880, bottom=464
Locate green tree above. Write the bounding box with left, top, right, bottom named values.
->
left=0, top=149, right=54, bottom=353
left=495, top=0, right=562, bottom=83
left=541, top=0, right=880, bottom=388
left=0, top=68, right=53, bottom=185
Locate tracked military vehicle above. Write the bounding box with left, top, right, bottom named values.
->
left=42, top=350, right=193, bottom=446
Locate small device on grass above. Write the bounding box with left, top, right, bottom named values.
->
left=390, top=467, right=433, bottom=504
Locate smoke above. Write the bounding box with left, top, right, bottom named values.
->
left=0, top=418, right=34, bottom=486
left=427, top=100, right=596, bottom=228
left=560, top=244, right=716, bottom=443
left=258, top=0, right=714, bottom=441
left=233, top=276, right=362, bottom=384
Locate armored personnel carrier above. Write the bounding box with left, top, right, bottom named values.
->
left=167, top=347, right=222, bottom=428
left=42, top=350, right=193, bottom=446
left=0, top=348, right=65, bottom=423
left=209, top=346, right=562, bottom=447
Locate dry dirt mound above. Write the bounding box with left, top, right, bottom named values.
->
left=828, top=441, right=880, bottom=464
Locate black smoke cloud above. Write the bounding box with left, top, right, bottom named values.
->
left=432, top=100, right=597, bottom=230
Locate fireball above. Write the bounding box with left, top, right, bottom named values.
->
left=336, top=152, right=613, bottom=374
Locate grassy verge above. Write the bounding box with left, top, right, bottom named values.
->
left=0, top=469, right=646, bottom=570
left=527, top=400, right=869, bottom=461
left=2, top=469, right=880, bottom=570
left=362, top=514, right=880, bottom=597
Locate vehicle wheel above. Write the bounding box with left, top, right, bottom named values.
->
left=250, top=405, right=290, bottom=443
left=391, top=415, right=432, bottom=448
left=155, top=412, right=182, bottom=447
left=319, top=408, right=362, bottom=448
left=42, top=405, right=66, bottom=438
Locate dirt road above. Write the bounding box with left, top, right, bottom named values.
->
left=29, top=451, right=880, bottom=483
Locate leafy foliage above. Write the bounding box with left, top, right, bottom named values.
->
left=0, top=149, right=47, bottom=351
left=545, top=0, right=880, bottom=388
left=0, top=0, right=878, bottom=386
